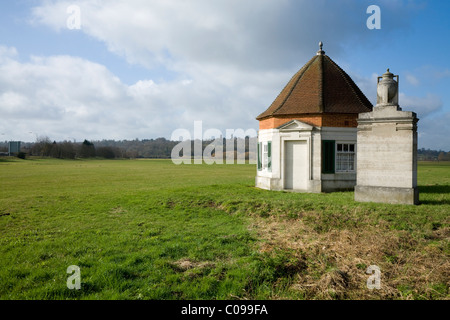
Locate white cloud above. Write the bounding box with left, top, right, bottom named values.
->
left=399, top=92, right=443, bottom=119
left=0, top=46, right=280, bottom=142
left=350, top=72, right=379, bottom=105
left=0, top=92, right=30, bottom=112
left=349, top=71, right=444, bottom=120
left=418, top=112, right=450, bottom=151
left=415, top=66, right=450, bottom=82
left=405, top=73, right=420, bottom=86
left=1, top=0, right=438, bottom=146
left=0, top=46, right=18, bottom=62
left=30, top=0, right=417, bottom=71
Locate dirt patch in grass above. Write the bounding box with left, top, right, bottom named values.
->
left=249, top=215, right=449, bottom=300
left=172, top=258, right=216, bottom=271
left=110, top=206, right=128, bottom=215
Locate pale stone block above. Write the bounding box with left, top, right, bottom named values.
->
left=355, top=186, right=419, bottom=205
left=355, top=72, right=419, bottom=205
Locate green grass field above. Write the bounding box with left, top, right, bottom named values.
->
left=0, top=158, right=448, bottom=300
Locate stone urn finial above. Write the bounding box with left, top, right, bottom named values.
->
left=377, top=68, right=399, bottom=106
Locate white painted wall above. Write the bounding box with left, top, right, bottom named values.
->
left=321, top=127, right=358, bottom=191
left=256, top=121, right=358, bottom=193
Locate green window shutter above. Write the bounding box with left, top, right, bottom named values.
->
left=322, top=140, right=335, bottom=174
left=257, top=142, right=262, bottom=171
left=268, top=141, right=272, bottom=172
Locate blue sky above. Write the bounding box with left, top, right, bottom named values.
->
left=0, top=0, right=449, bottom=150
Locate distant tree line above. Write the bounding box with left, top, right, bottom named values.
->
left=93, top=137, right=257, bottom=160
left=2, top=139, right=447, bottom=161
left=1, top=136, right=257, bottom=160
left=23, top=138, right=124, bottom=159
left=418, top=148, right=450, bottom=161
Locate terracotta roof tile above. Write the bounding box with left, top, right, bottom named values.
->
left=256, top=52, right=373, bottom=120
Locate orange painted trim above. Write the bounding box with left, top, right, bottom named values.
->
left=259, top=114, right=359, bottom=130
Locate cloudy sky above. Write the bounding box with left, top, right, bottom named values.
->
left=0, top=0, right=449, bottom=150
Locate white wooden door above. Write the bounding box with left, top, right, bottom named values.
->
left=284, top=141, right=308, bottom=190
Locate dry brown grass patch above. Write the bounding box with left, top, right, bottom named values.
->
left=249, top=214, right=449, bottom=300
left=172, top=258, right=215, bottom=271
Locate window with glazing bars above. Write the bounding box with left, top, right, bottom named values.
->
left=336, top=143, right=355, bottom=172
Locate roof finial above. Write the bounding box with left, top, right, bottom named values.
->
left=317, top=41, right=325, bottom=55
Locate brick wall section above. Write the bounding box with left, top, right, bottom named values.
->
left=259, top=114, right=358, bottom=130
left=322, top=114, right=359, bottom=128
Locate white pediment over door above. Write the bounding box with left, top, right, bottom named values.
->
left=277, top=120, right=315, bottom=132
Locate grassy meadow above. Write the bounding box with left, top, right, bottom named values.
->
left=0, top=158, right=448, bottom=300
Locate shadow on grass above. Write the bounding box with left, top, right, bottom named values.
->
left=418, top=185, right=450, bottom=205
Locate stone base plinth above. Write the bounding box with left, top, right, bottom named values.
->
left=355, top=185, right=419, bottom=205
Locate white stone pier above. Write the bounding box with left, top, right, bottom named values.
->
left=355, top=69, right=419, bottom=205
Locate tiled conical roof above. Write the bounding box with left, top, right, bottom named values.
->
left=256, top=44, right=373, bottom=120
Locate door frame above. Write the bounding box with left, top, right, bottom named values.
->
left=283, top=138, right=311, bottom=190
